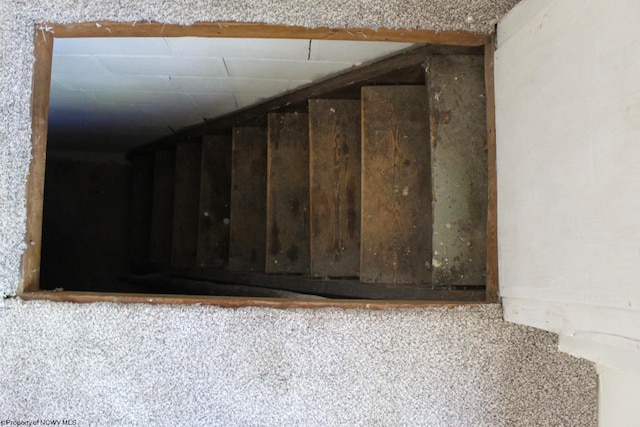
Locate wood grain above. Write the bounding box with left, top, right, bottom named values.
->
left=428, top=54, right=487, bottom=286
left=229, top=127, right=268, bottom=272
left=20, top=290, right=487, bottom=309
left=47, top=22, right=488, bottom=45
left=484, top=35, right=499, bottom=302
left=197, top=135, right=232, bottom=268
left=171, top=142, right=202, bottom=267
left=21, top=28, right=53, bottom=293
left=308, top=99, right=361, bottom=277
left=361, top=86, right=431, bottom=284
left=266, top=113, right=310, bottom=274
left=148, top=149, right=175, bottom=263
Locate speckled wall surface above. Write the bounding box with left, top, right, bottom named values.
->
left=0, top=1, right=597, bottom=425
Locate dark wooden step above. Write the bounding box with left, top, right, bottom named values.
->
left=121, top=273, right=326, bottom=299
left=171, top=141, right=202, bottom=267
left=266, top=112, right=310, bottom=274
left=361, top=85, right=432, bottom=285
left=308, top=99, right=361, bottom=277
left=129, top=153, right=154, bottom=270
left=197, top=134, right=232, bottom=268
left=228, top=127, right=268, bottom=272
left=428, top=55, right=487, bottom=286
left=149, top=148, right=175, bottom=263
left=172, top=269, right=485, bottom=301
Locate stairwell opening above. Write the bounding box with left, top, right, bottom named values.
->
left=21, top=22, right=498, bottom=307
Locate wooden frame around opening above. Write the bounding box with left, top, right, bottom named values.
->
left=20, top=21, right=498, bottom=307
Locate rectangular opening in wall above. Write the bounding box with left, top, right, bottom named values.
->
left=22, top=22, right=497, bottom=307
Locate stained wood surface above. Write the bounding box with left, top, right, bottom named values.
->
left=428, top=55, right=487, bottom=286
left=149, top=149, right=175, bottom=263
left=229, top=127, right=267, bottom=272
left=361, top=86, right=431, bottom=284
left=309, top=99, right=361, bottom=277
left=171, top=142, right=202, bottom=267
left=484, top=36, right=499, bottom=302
left=21, top=291, right=486, bottom=309
left=266, top=112, right=310, bottom=274
left=175, top=269, right=486, bottom=301
left=48, top=22, right=488, bottom=46
left=129, top=154, right=154, bottom=270
left=197, top=135, right=232, bottom=268
left=21, top=29, right=53, bottom=293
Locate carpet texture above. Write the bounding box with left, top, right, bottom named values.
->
left=0, top=301, right=597, bottom=426
left=0, top=1, right=598, bottom=426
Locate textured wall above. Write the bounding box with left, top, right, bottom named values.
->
left=0, top=1, right=598, bottom=426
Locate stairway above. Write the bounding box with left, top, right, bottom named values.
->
left=127, top=53, right=488, bottom=301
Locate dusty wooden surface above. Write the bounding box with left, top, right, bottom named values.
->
left=229, top=127, right=268, bottom=272
left=428, top=55, right=487, bottom=286
left=129, top=154, right=154, bottom=269
left=361, top=86, right=431, bottom=284
left=197, top=135, right=232, bottom=268
left=21, top=290, right=486, bottom=309
left=484, top=36, right=499, bottom=302
left=266, top=113, right=310, bottom=274
left=309, top=99, right=361, bottom=277
left=171, top=142, right=202, bottom=267
left=21, top=29, right=53, bottom=293
left=148, top=149, right=175, bottom=263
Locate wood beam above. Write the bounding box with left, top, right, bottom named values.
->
left=20, top=291, right=487, bottom=309
left=484, top=34, right=499, bottom=303
left=47, top=22, right=488, bottom=46
left=21, top=27, right=53, bottom=293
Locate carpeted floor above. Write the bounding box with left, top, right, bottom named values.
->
left=0, top=300, right=597, bottom=426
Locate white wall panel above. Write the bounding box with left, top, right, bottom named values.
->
left=496, top=0, right=640, bottom=367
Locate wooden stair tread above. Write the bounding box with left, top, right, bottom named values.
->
left=197, top=134, right=232, bottom=268
left=360, top=85, right=432, bottom=285
left=309, top=99, right=361, bottom=277
left=265, top=112, right=310, bottom=274
left=428, top=55, right=487, bottom=286
left=229, top=127, right=268, bottom=272
left=171, top=142, right=201, bottom=267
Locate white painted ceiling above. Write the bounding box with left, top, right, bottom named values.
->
left=48, top=37, right=414, bottom=152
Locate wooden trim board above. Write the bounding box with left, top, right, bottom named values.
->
left=484, top=34, right=499, bottom=302
left=46, top=22, right=488, bottom=45
left=21, top=28, right=53, bottom=293
left=20, top=291, right=487, bottom=309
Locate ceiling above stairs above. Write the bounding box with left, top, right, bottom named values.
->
left=48, top=37, right=415, bottom=152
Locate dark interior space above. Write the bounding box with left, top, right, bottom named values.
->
left=39, top=40, right=489, bottom=301
left=40, top=156, right=132, bottom=292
